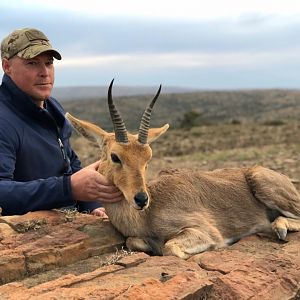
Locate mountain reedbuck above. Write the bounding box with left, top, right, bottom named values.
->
left=66, top=80, right=300, bottom=259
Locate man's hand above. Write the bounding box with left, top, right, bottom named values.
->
left=91, top=207, right=108, bottom=218
left=70, top=161, right=123, bottom=203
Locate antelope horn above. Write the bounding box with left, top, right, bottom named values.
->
left=138, top=85, right=162, bottom=144
left=108, top=79, right=129, bottom=143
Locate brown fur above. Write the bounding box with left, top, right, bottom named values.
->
left=66, top=113, right=300, bottom=259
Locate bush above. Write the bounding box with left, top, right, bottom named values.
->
left=178, top=110, right=203, bottom=129
left=262, top=120, right=286, bottom=126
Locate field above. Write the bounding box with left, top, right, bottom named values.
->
left=64, top=89, right=300, bottom=187
left=2, top=89, right=299, bottom=292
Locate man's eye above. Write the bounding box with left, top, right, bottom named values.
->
left=111, top=153, right=121, bottom=164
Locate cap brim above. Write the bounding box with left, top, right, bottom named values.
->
left=17, top=44, right=62, bottom=60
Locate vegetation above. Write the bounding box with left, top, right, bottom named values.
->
left=63, top=89, right=300, bottom=130
left=64, top=89, right=300, bottom=188
left=178, top=110, right=204, bottom=129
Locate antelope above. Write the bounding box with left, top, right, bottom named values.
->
left=66, top=80, right=300, bottom=259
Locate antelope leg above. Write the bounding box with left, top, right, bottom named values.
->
left=126, top=236, right=152, bottom=253
left=162, top=228, right=221, bottom=259
left=272, top=216, right=300, bottom=240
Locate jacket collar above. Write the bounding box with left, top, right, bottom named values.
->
left=1, top=74, right=65, bottom=127
left=1, top=74, right=45, bottom=118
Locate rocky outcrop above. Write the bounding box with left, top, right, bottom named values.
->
left=0, top=210, right=124, bottom=284
left=0, top=210, right=299, bottom=299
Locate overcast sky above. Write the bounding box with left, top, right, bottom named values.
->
left=1, top=0, right=300, bottom=89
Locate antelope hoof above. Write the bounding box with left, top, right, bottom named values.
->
left=272, top=216, right=288, bottom=241
left=274, top=228, right=288, bottom=241
left=162, top=243, right=191, bottom=260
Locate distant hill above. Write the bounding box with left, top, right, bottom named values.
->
left=62, top=89, right=300, bottom=131
left=52, top=85, right=199, bottom=102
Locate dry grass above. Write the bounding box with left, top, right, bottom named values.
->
left=101, top=247, right=136, bottom=267
left=63, top=89, right=300, bottom=130
left=70, top=121, right=300, bottom=186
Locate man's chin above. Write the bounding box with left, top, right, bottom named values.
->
left=30, top=93, right=51, bottom=104
left=33, top=89, right=52, bottom=100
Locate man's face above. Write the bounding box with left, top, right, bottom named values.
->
left=2, top=52, right=55, bottom=107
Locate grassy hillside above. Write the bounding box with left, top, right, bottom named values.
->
left=71, top=121, right=300, bottom=183
left=63, top=89, right=300, bottom=187
left=62, top=89, right=300, bottom=131
left=63, top=89, right=300, bottom=182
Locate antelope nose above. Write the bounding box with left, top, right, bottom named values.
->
left=134, top=192, right=148, bottom=209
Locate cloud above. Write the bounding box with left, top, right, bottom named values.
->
left=2, top=10, right=299, bottom=57
left=2, top=0, right=300, bottom=20
left=52, top=49, right=300, bottom=88
left=1, top=1, right=300, bottom=88
left=57, top=49, right=300, bottom=70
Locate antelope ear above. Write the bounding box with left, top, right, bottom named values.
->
left=65, top=112, right=109, bottom=147
left=147, top=124, right=169, bottom=144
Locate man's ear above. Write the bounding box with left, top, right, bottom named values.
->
left=2, top=58, right=10, bottom=74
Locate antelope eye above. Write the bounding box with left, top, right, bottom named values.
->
left=111, top=153, right=121, bottom=164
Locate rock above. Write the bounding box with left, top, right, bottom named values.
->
left=189, top=234, right=300, bottom=299
left=0, top=254, right=213, bottom=300
left=0, top=210, right=65, bottom=232
left=0, top=210, right=125, bottom=284
left=0, top=250, right=26, bottom=284
left=0, top=210, right=300, bottom=299
left=0, top=223, right=16, bottom=240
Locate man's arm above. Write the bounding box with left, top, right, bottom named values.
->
left=0, top=176, right=75, bottom=215
left=0, top=121, right=75, bottom=215
left=0, top=121, right=122, bottom=216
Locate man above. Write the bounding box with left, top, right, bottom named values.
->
left=0, top=28, right=123, bottom=216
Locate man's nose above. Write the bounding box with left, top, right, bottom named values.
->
left=39, top=64, right=49, bottom=76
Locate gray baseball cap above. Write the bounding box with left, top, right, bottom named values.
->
left=1, top=28, right=61, bottom=60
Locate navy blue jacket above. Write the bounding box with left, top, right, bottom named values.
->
left=0, top=74, right=100, bottom=215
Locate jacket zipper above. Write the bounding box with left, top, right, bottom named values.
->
left=57, top=137, right=67, bottom=161
left=43, top=109, right=69, bottom=172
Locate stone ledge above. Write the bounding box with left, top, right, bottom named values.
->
left=0, top=211, right=299, bottom=299
left=0, top=210, right=125, bottom=284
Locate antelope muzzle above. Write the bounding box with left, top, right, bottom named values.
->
left=134, top=192, right=149, bottom=210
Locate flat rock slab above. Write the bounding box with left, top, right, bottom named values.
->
left=0, top=210, right=125, bottom=284
left=0, top=211, right=300, bottom=299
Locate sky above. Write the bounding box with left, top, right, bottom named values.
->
left=1, top=0, right=300, bottom=89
